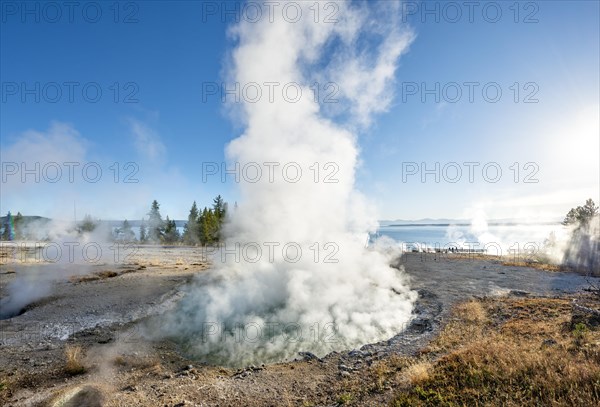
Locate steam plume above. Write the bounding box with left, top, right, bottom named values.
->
left=158, top=1, right=416, bottom=366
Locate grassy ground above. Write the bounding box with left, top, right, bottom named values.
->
left=337, top=295, right=600, bottom=406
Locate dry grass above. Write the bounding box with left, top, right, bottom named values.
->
left=501, top=260, right=562, bottom=272
left=69, top=274, right=100, bottom=283
left=69, top=270, right=120, bottom=283
left=113, top=355, right=127, bottom=366
left=441, top=252, right=564, bottom=272
left=389, top=296, right=600, bottom=406
left=423, top=301, right=488, bottom=354
left=96, top=270, right=119, bottom=279
left=337, top=393, right=354, bottom=404
left=443, top=253, right=501, bottom=261
left=403, top=361, right=432, bottom=386
left=336, top=354, right=412, bottom=403
left=146, top=257, right=164, bottom=266
left=455, top=300, right=487, bottom=323
left=64, top=345, right=86, bottom=376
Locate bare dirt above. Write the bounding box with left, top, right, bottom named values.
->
left=1, top=248, right=598, bottom=406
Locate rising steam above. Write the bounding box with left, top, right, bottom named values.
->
left=157, top=1, right=416, bottom=366
left=0, top=219, right=117, bottom=320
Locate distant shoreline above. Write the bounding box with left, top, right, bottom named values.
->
left=384, top=222, right=561, bottom=227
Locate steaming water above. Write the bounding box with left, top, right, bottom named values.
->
left=156, top=1, right=418, bottom=367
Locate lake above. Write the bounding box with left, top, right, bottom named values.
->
left=373, top=223, right=568, bottom=254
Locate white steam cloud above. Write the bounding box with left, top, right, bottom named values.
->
left=158, top=1, right=416, bottom=366
left=0, top=220, right=118, bottom=320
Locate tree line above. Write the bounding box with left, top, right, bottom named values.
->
left=0, top=195, right=229, bottom=246
left=115, top=195, right=228, bottom=245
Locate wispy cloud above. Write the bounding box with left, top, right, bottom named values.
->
left=128, top=118, right=166, bottom=162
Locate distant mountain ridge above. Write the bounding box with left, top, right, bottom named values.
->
left=0, top=215, right=51, bottom=224
left=379, top=218, right=562, bottom=226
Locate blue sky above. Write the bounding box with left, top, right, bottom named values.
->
left=1, top=0, right=598, bottom=221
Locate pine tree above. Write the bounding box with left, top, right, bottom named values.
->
left=182, top=201, right=200, bottom=245
left=198, top=207, right=218, bottom=245
left=173, top=219, right=180, bottom=242
left=147, top=200, right=165, bottom=243
left=197, top=208, right=207, bottom=245
left=2, top=212, right=13, bottom=241
left=562, top=198, right=599, bottom=228
left=78, top=214, right=96, bottom=234
left=121, top=219, right=135, bottom=241
left=164, top=216, right=180, bottom=243
left=212, top=195, right=226, bottom=243
left=213, top=195, right=225, bottom=220
left=139, top=218, right=147, bottom=243
left=13, top=212, right=23, bottom=239
left=209, top=209, right=219, bottom=243
left=562, top=198, right=600, bottom=273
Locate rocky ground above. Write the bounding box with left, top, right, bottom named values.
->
left=0, top=248, right=598, bottom=406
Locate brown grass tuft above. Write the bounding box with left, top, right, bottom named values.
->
left=403, top=361, right=432, bottom=386
left=64, top=345, right=86, bottom=375
left=455, top=300, right=487, bottom=324
left=70, top=270, right=120, bottom=283
left=96, top=270, right=118, bottom=279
